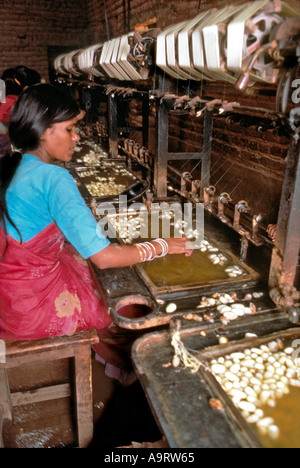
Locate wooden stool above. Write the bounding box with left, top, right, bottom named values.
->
left=0, top=329, right=99, bottom=448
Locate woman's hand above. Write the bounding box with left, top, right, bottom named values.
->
left=267, top=224, right=277, bottom=242
left=164, top=237, right=194, bottom=257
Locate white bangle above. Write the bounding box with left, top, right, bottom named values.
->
left=139, top=243, right=149, bottom=261
left=144, top=241, right=156, bottom=260
left=135, top=244, right=145, bottom=262
left=152, top=238, right=169, bottom=257
left=136, top=242, right=154, bottom=262
left=135, top=239, right=169, bottom=262
left=142, top=242, right=153, bottom=261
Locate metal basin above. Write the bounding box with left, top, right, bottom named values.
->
left=132, top=315, right=300, bottom=448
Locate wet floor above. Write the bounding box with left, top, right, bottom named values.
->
left=2, top=355, right=162, bottom=448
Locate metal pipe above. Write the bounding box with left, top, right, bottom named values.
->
left=103, top=0, right=110, bottom=40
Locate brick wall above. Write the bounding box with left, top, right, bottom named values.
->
left=163, top=77, right=291, bottom=221
left=0, top=0, right=89, bottom=81
left=86, top=0, right=300, bottom=37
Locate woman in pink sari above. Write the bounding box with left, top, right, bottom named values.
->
left=0, top=84, right=192, bottom=377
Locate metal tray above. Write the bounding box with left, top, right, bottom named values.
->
left=135, top=232, right=259, bottom=301
left=66, top=139, right=110, bottom=167
left=132, top=313, right=300, bottom=448
left=70, top=163, right=148, bottom=203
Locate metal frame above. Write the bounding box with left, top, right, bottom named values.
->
left=268, top=133, right=300, bottom=321
left=155, top=101, right=213, bottom=197
left=106, top=85, right=300, bottom=321
left=108, top=91, right=149, bottom=158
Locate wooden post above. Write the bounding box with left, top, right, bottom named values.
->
left=0, top=368, right=12, bottom=423
left=73, top=345, right=94, bottom=448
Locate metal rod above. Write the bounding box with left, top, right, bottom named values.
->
left=103, top=0, right=110, bottom=40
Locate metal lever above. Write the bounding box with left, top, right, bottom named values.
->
left=234, top=200, right=250, bottom=231
left=234, top=200, right=250, bottom=262
left=203, top=186, right=216, bottom=211
left=252, top=213, right=267, bottom=245
left=144, top=191, right=154, bottom=212
left=270, top=284, right=300, bottom=324
left=133, top=143, right=140, bottom=157
left=128, top=140, right=134, bottom=154
left=218, top=192, right=232, bottom=223
left=191, top=180, right=201, bottom=200
left=139, top=146, right=146, bottom=163
left=180, top=172, right=192, bottom=194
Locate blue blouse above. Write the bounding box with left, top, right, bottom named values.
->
left=5, top=153, right=110, bottom=259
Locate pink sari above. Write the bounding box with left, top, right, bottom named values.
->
left=0, top=222, right=112, bottom=340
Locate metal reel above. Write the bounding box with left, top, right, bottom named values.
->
left=243, top=12, right=283, bottom=72
left=222, top=12, right=283, bottom=72
left=132, top=37, right=155, bottom=59
left=128, top=31, right=158, bottom=78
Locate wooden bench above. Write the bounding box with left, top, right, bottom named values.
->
left=0, top=329, right=99, bottom=448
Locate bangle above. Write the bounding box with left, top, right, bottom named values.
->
left=142, top=242, right=153, bottom=261
left=135, top=244, right=145, bottom=262
left=135, top=242, right=153, bottom=262
left=152, top=238, right=169, bottom=257
left=135, top=239, right=169, bottom=263
left=137, top=243, right=148, bottom=261
left=144, top=241, right=156, bottom=261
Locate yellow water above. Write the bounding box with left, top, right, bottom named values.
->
left=142, top=249, right=233, bottom=287
left=131, top=214, right=246, bottom=287
left=252, top=387, right=300, bottom=448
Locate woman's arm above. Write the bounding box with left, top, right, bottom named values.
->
left=90, top=237, right=193, bottom=270
left=46, top=168, right=194, bottom=266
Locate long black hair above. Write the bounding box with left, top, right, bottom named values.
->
left=0, top=83, right=80, bottom=257
left=1, top=65, right=41, bottom=96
